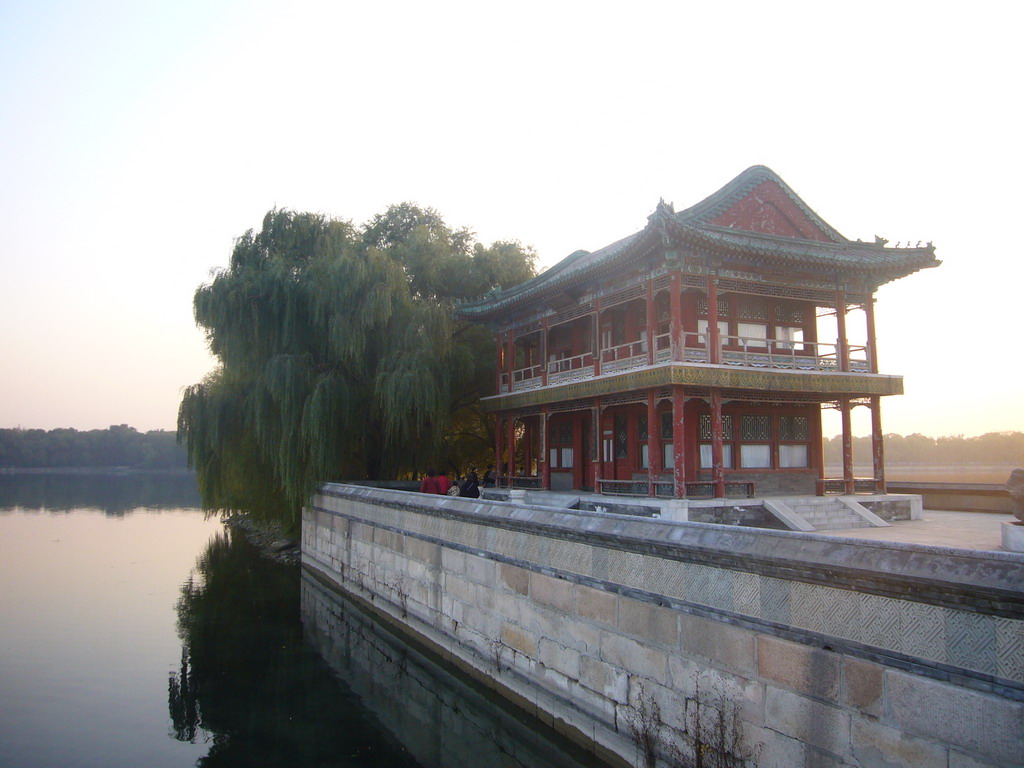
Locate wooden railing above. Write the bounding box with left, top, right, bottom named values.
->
left=547, top=352, right=595, bottom=383
left=600, top=339, right=648, bottom=372
left=817, top=477, right=883, bottom=495
left=498, top=334, right=873, bottom=393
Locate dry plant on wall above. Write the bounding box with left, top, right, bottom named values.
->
left=627, top=677, right=760, bottom=768
left=672, top=677, right=759, bottom=768
left=626, top=682, right=663, bottom=768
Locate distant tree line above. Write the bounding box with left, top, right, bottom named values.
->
left=0, top=425, right=188, bottom=469
left=824, top=431, right=1024, bottom=466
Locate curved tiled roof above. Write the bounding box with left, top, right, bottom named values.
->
left=459, top=166, right=939, bottom=319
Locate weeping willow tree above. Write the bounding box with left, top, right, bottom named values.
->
left=179, top=206, right=535, bottom=531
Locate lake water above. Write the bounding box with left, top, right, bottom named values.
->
left=0, top=473, right=610, bottom=768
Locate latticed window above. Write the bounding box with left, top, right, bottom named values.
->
left=776, top=303, right=806, bottom=324
left=741, top=415, right=771, bottom=441
left=557, top=422, right=573, bottom=445
left=660, top=411, right=673, bottom=440
left=779, top=415, right=809, bottom=441
left=696, top=295, right=730, bottom=316
left=639, top=415, right=648, bottom=441
left=614, top=415, right=628, bottom=459
left=737, top=298, right=768, bottom=321
left=698, top=414, right=734, bottom=440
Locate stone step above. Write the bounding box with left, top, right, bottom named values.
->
left=814, top=519, right=871, bottom=530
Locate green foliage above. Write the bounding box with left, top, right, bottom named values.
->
left=179, top=205, right=535, bottom=531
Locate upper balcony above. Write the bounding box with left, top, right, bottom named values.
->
left=499, top=333, right=870, bottom=394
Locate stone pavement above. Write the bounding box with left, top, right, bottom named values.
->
left=819, top=509, right=1018, bottom=552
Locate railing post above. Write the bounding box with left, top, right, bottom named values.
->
left=708, top=276, right=721, bottom=364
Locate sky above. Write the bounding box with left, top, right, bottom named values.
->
left=1, top=0, right=1021, bottom=438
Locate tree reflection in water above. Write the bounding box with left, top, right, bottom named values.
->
left=170, top=528, right=421, bottom=767
left=171, top=528, right=611, bottom=768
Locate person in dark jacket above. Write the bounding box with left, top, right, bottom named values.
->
left=460, top=469, right=481, bottom=499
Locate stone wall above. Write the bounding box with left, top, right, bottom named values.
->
left=302, top=484, right=1024, bottom=768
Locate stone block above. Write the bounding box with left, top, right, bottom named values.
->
left=405, top=536, right=440, bottom=566
left=669, top=653, right=766, bottom=728
left=497, top=563, right=530, bottom=595
left=465, top=553, right=495, bottom=585
left=842, top=656, right=883, bottom=716
left=851, top=718, right=947, bottom=768
left=443, top=573, right=477, bottom=604
left=441, top=547, right=466, bottom=574
left=740, top=723, right=806, bottom=768
left=764, top=685, right=850, bottom=758
left=600, top=632, right=668, bottom=682
left=628, top=678, right=685, bottom=732
left=570, top=680, right=618, bottom=721
left=948, top=751, right=1002, bottom=768
left=618, top=597, right=679, bottom=649
left=501, top=624, right=538, bottom=657
left=757, top=635, right=840, bottom=703
left=476, top=589, right=522, bottom=625
left=540, top=664, right=572, bottom=695
left=579, top=656, right=629, bottom=703
left=681, top=613, right=756, bottom=675
left=575, top=583, right=617, bottom=626
left=530, top=572, right=574, bottom=613
left=886, top=671, right=1024, bottom=765
left=538, top=637, right=581, bottom=679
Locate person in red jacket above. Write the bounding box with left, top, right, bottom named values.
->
left=437, top=470, right=451, bottom=495
left=419, top=468, right=443, bottom=494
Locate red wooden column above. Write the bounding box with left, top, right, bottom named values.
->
left=593, top=298, right=602, bottom=376
left=592, top=398, right=603, bottom=492
left=495, top=332, right=504, bottom=394
left=864, top=294, right=879, bottom=373
left=836, top=290, right=849, bottom=372
left=669, top=271, right=683, bottom=361
left=646, top=279, right=656, bottom=366
left=523, top=418, right=534, bottom=478
left=540, top=408, right=550, bottom=490
left=840, top=396, right=854, bottom=493
left=541, top=318, right=550, bottom=386
left=647, top=390, right=658, bottom=496
left=671, top=385, right=686, bottom=498
left=494, top=413, right=504, bottom=481
left=707, top=276, right=721, bottom=364
left=572, top=411, right=585, bottom=490
left=870, top=396, right=886, bottom=493
left=506, top=414, right=517, bottom=487
left=711, top=388, right=725, bottom=498
left=812, top=404, right=826, bottom=495
left=506, top=331, right=516, bottom=389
